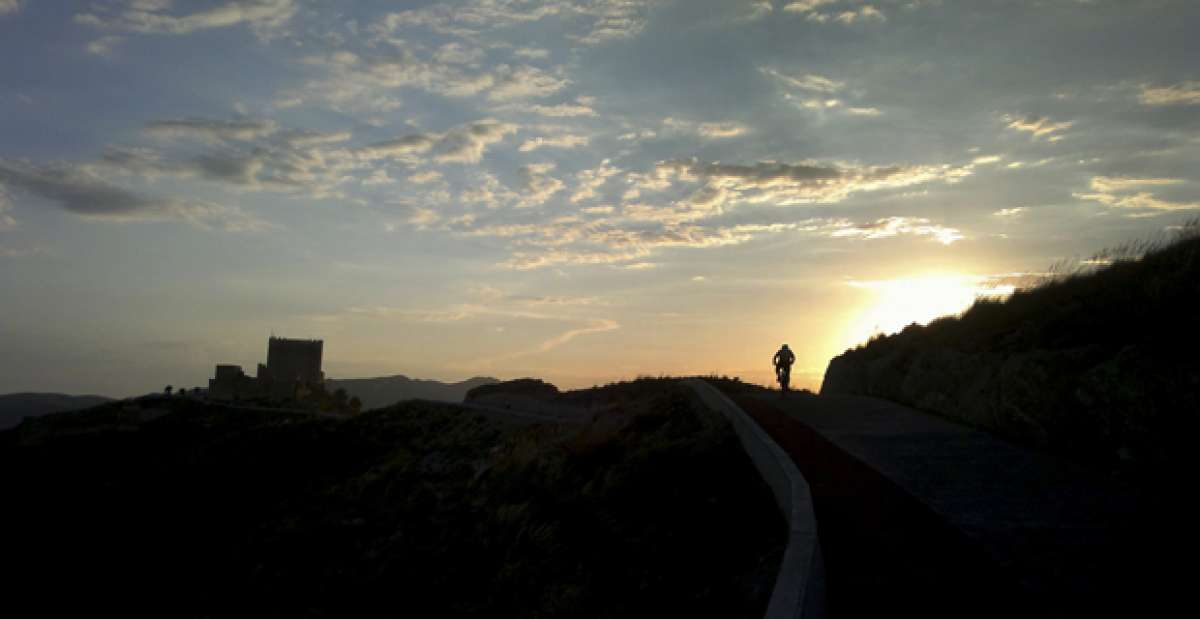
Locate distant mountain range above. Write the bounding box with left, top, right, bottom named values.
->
left=0, top=393, right=115, bottom=430
left=325, top=375, right=499, bottom=411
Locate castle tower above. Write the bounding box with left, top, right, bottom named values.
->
left=262, top=337, right=324, bottom=398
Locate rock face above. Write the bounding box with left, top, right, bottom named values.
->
left=821, top=232, right=1200, bottom=475
left=824, top=336, right=1200, bottom=472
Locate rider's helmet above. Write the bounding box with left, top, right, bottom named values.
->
left=782, top=344, right=789, bottom=349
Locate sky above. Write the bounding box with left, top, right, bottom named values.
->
left=1, top=0, right=1199, bottom=396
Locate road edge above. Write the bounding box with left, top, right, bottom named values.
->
left=684, top=379, right=826, bottom=619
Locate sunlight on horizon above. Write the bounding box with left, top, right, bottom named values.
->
left=841, top=273, right=1016, bottom=350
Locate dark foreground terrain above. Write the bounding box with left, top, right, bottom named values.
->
left=2, top=379, right=782, bottom=618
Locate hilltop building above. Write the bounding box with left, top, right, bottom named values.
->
left=208, top=337, right=325, bottom=401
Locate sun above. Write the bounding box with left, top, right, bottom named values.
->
left=842, top=273, right=1014, bottom=349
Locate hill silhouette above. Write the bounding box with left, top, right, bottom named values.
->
left=823, top=223, right=1200, bottom=480
left=2, top=379, right=782, bottom=617
left=466, top=377, right=560, bottom=401
left=324, top=374, right=498, bottom=409
left=0, top=392, right=113, bottom=430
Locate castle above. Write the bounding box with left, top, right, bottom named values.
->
left=208, top=337, right=324, bottom=401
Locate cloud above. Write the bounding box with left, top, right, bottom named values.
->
left=1079, top=183, right=1198, bottom=212
left=283, top=130, right=353, bottom=147
left=787, top=1, right=885, bottom=24
left=370, top=1, right=564, bottom=37
left=1138, top=82, right=1200, bottom=106
left=570, top=0, right=662, bottom=45
left=741, top=0, right=774, bottom=21
left=352, top=120, right=517, bottom=165
left=362, top=169, right=396, bottom=186
left=1003, top=114, right=1074, bottom=140
left=75, top=0, right=297, bottom=37
left=833, top=5, right=885, bottom=24
left=434, top=42, right=485, bottom=65
left=487, top=65, right=570, bottom=101
left=513, top=47, right=550, bottom=59
left=696, top=122, right=748, bottom=138
left=295, top=45, right=570, bottom=113
left=192, top=154, right=264, bottom=186
left=441, top=152, right=980, bottom=269
left=798, top=97, right=842, bottom=109
left=86, top=36, right=124, bottom=56
left=408, top=170, right=444, bottom=184
left=655, top=158, right=973, bottom=207
left=993, top=207, right=1026, bottom=218
left=830, top=216, right=963, bottom=244
left=571, top=159, right=620, bottom=203
left=0, top=187, right=15, bottom=230
left=781, top=0, right=839, bottom=13
left=97, top=146, right=302, bottom=193
left=524, top=96, right=599, bottom=117
left=517, top=163, right=565, bottom=207
left=353, top=134, right=437, bottom=161
left=145, top=118, right=279, bottom=143
left=1088, top=176, right=1182, bottom=193
left=407, top=207, right=442, bottom=229
left=459, top=172, right=520, bottom=209
left=0, top=160, right=266, bottom=231
left=519, top=133, right=589, bottom=152
left=97, top=121, right=379, bottom=199
left=0, top=0, right=19, bottom=17
left=760, top=67, right=844, bottom=93
left=371, top=0, right=660, bottom=47
left=536, top=318, right=619, bottom=353
left=1075, top=176, right=1198, bottom=212
left=292, top=47, right=497, bottom=112
left=435, top=119, right=519, bottom=163
left=662, top=118, right=749, bottom=139
left=496, top=221, right=810, bottom=270
left=761, top=68, right=885, bottom=116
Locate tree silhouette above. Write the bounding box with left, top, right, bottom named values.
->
left=164, top=385, right=173, bottom=396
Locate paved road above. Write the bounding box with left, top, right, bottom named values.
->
left=734, top=390, right=1160, bottom=618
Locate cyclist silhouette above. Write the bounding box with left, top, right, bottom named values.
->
left=773, top=344, right=795, bottom=393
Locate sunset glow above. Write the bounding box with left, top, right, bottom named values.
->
left=843, top=274, right=1017, bottom=352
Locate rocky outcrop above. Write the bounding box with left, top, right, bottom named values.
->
left=465, top=378, right=559, bottom=402
left=823, top=335, right=1200, bottom=475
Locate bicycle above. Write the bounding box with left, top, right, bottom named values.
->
left=775, top=364, right=791, bottom=395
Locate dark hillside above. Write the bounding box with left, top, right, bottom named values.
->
left=823, top=227, right=1200, bottom=481
left=0, top=392, right=113, bottom=430
left=325, top=374, right=499, bottom=409
left=2, top=381, right=782, bottom=618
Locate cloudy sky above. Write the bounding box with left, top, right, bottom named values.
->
left=2, top=0, right=1198, bottom=396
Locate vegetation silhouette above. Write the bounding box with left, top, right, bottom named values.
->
left=824, top=220, right=1200, bottom=483
left=2, top=378, right=783, bottom=618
